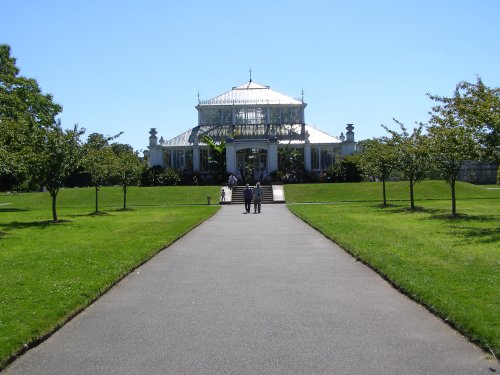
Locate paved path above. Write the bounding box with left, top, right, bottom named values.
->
left=5, top=205, right=496, bottom=374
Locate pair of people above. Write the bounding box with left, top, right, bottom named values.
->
left=243, top=182, right=263, bottom=214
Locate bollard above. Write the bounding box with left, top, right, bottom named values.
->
left=207, top=195, right=211, bottom=205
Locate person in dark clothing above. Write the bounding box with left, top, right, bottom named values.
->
left=243, top=184, right=253, bottom=213
left=253, top=182, right=262, bottom=213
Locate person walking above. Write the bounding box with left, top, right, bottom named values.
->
left=220, top=188, right=226, bottom=202
left=228, top=174, right=235, bottom=190
left=253, top=182, right=263, bottom=213
left=243, top=184, right=253, bottom=213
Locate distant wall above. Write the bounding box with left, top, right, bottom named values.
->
left=458, top=162, right=499, bottom=184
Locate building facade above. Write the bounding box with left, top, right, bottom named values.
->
left=146, top=80, right=356, bottom=181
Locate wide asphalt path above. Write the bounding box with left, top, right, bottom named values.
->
left=5, top=205, right=496, bottom=374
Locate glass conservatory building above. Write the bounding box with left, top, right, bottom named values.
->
left=146, top=79, right=355, bottom=180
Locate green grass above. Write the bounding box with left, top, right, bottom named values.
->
left=286, top=181, right=499, bottom=357
left=0, top=186, right=220, bottom=369
left=0, top=185, right=221, bottom=210
left=284, top=180, right=499, bottom=203
left=1, top=181, right=498, bottom=367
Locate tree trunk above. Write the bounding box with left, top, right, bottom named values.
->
left=51, top=192, right=58, bottom=222
left=409, top=179, right=415, bottom=210
left=382, top=178, right=387, bottom=206
left=123, top=184, right=127, bottom=210
left=451, top=179, right=456, bottom=216
left=95, top=184, right=99, bottom=213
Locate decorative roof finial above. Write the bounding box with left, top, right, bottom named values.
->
left=301, top=88, right=305, bottom=102
left=249, top=67, right=252, bottom=82
left=197, top=90, right=200, bottom=104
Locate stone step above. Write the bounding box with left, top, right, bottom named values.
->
left=230, top=185, right=274, bottom=204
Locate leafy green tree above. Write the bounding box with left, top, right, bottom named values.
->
left=355, top=138, right=397, bottom=206
left=0, top=118, right=23, bottom=176
left=0, top=44, right=61, bottom=127
left=0, top=44, right=84, bottom=220
left=111, top=144, right=145, bottom=210
left=1, top=44, right=63, bottom=187
left=33, top=122, right=84, bottom=221
left=427, top=79, right=482, bottom=215
left=427, top=123, right=477, bottom=215
left=82, top=133, right=121, bottom=213
left=428, top=77, right=500, bottom=163
left=82, top=147, right=116, bottom=213
left=383, top=120, right=429, bottom=210
left=278, top=143, right=306, bottom=183
left=201, top=135, right=226, bottom=177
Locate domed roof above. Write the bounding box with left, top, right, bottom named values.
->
left=198, top=80, right=303, bottom=106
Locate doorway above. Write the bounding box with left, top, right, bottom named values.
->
left=236, top=148, right=268, bottom=183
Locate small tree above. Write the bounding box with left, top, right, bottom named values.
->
left=278, top=143, right=306, bottom=183
left=111, top=144, right=144, bottom=210
left=82, top=133, right=121, bottom=213
left=427, top=123, right=477, bottom=215
left=201, top=135, right=226, bottom=179
left=383, top=120, right=429, bottom=210
left=355, top=138, right=397, bottom=206
left=33, top=123, right=84, bottom=221
left=82, top=147, right=116, bottom=214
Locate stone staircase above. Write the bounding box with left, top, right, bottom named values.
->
left=230, top=185, right=274, bottom=204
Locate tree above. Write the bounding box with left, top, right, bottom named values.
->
left=383, top=120, right=429, bottom=210
left=111, top=144, right=144, bottom=210
left=0, top=118, right=24, bottom=176
left=201, top=135, right=226, bottom=177
left=355, top=138, right=397, bottom=206
left=427, top=123, right=477, bottom=216
left=33, top=122, right=84, bottom=221
left=428, top=77, right=500, bottom=163
left=0, top=45, right=62, bottom=127
left=82, top=133, right=121, bottom=213
left=0, top=44, right=84, bottom=220
left=278, top=142, right=306, bottom=183
left=1, top=44, right=63, bottom=187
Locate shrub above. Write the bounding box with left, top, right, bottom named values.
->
left=140, top=166, right=181, bottom=186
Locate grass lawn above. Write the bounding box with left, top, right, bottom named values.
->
left=1, top=181, right=498, bottom=367
left=286, top=180, right=499, bottom=358
left=0, top=186, right=220, bottom=369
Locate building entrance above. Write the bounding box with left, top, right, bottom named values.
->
left=236, top=148, right=268, bottom=183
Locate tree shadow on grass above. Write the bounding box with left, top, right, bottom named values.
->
left=0, top=207, right=28, bottom=213
left=88, top=211, right=110, bottom=217
left=429, top=212, right=499, bottom=223
left=429, top=213, right=500, bottom=244
left=114, top=208, right=136, bottom=212
left=366, top=202, right=499, bottom=244
left=379, top=205, right=444, bottom=215
left=65, top=211, right=114, bottom=219
left=367, top=204, right=498, bottom=225
left=1, top=219, right=72, bottom=233
left=455, top=227, right=500, bottom=244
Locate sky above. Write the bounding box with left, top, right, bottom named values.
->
left=2, top=0, right=499, bottom=153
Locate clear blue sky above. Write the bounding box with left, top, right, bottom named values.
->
left=2, top=0, right=499, bottom=153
